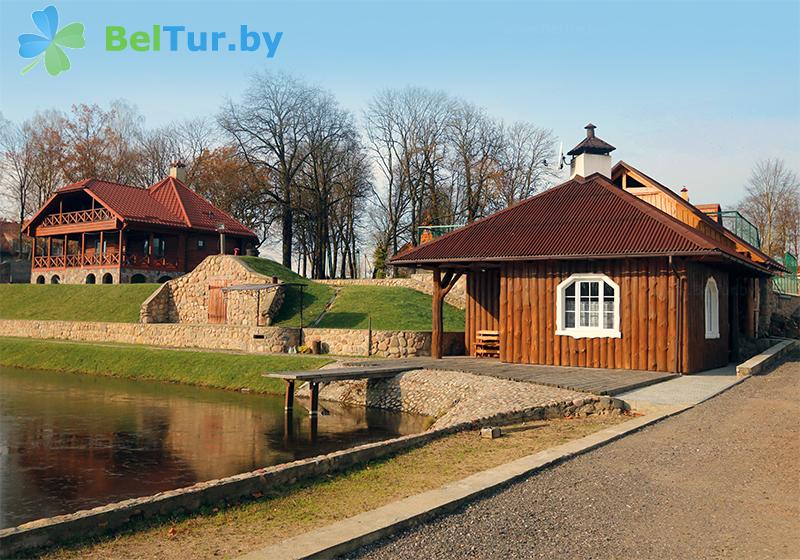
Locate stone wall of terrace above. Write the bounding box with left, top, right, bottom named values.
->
left=0, top=319, right=298, bottom=354
left=140, top=255, right=282, bottom=326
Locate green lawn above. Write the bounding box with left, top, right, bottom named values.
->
left=240, top=257, right=335, bottom=327
left=0, top=337, right=331, bottom=394
left=0, top=284, right=158, bottom=323
left=316, top=285, right=465, bottom=331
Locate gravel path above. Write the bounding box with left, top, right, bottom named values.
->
left=346, top=356, right=800, bottom=560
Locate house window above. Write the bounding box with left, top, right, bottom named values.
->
left=556, top=273, right=621, bottom=339
left=153, top=237, right=166, bottom=259
left=705, top=276, right=720, bottom=339
left=197, top=239, right=205, bottom=249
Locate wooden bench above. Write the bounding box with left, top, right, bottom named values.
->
left=475, top=330, right=500, bottom=358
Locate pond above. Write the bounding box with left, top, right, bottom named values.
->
left=0, top=366, right=429, bottom=529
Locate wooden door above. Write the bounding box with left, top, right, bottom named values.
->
left=208, top=282, right=227, bottom=324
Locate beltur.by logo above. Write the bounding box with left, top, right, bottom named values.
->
left=17, top=5, right=85, bottom=76
left=105, top=25, right=283, bottom=58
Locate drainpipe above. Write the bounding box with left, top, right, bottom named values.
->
left=669, top=255, right=682, bottom=373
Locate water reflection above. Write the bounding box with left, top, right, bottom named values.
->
left=0, top=367, right=429, bottom=529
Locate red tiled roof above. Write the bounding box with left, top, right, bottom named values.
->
left=36, top=177, right=257, bottom=238
left=148, top=177, right=255, bottom=236
left=390, top=173, right=770, bottom=273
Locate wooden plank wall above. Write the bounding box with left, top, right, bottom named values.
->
left=496, top=258, right=683, bottom=373
left=683, top=262, right=730, bottom=372
left=623, top=187, right=734, bottom=250
left=465, top=269, right=500, bottom=356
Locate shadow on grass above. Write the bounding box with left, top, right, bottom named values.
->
left=316, top=311, right=369, bottom=329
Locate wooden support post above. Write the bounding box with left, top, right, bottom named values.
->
left=284, top=379, right=295, bottom=412
left=310, top=382, right=319, bottom=417
left=118, top=229, right=124, bottom=269
left=63, top=234, right=68, bottom=269
left=431, top=268, right=463, bottom=359
left=432, top=268, right=444, bottom=359
left=81, top=233, right=85, bottom=266
left=744, top=278, right=756, bottom=338
left=730, top=276, right=740, bottom=361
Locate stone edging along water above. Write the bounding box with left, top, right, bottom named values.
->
left=0, top=395, right=625, bottom=557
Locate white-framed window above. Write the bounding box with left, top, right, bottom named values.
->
left=556, top=273, right=621, bottom=339
left=705, top=276, right=720, bottom=339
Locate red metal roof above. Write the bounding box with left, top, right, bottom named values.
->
left=31, top=176, right=257, bottom=238
left=390, top=173, right=770, bottom=273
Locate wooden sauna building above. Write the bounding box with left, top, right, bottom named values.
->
left=391, top=126, right=783, bottom=374
left=23, top=164, right=258, bottom=284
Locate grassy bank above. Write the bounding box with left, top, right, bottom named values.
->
left=0, top=284, right=158, bottom=322
left=240, top=256, right=335, bottom=326
left=0, top=338, right=331, bottom=394
left=40, top=414, right=626, bottom=560
left=316, top=285, right=465, bottom=331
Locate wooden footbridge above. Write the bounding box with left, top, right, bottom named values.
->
left=264, top=365, right=418, bottom=416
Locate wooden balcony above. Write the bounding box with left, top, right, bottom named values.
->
left=35, top=208, right=116, bottom=235
left=33, top=252, right=120, bottom=270
left=123, top=254, right=180, bottom=271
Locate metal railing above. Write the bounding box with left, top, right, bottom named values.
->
left=417, top=224, right=463, bottom=244
left=706, top=210, right=761, bottom=249
left=773, top=252, right=799, bottom=296
left=40, top=208, right=113, bottom=227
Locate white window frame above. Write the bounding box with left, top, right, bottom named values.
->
left=705, top=276, right=720, bottom=339
left=556, top=273, right=621, bottom=339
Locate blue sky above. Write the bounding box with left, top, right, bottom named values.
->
left=1, top=0, right=798, bottom=208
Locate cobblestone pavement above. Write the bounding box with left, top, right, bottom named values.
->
left=304, top=368, right=624, bottom=429
left=345, top=356, right=800, bottom=560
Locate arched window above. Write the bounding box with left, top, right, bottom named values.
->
left=85, top=274, right=96, bottom=284
left=157, top=275, right=172, bottom=283
left=130, top=273, right=146, bottom=284
left=102, top=273, right=113, bottom=284
left=36, top=275, right=45, bottom=284
left=705, top=276, right=720, bottom=339
left=50, top=275, right=60, bottom=284
left=556, top=273, right=621, bottom=339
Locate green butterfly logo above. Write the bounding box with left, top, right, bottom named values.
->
left=18, top=5, right=85, bottom=76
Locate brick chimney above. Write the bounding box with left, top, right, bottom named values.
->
left=680, top=187, right=689, bottom=201
left=169, top=161, right=187, bottom=183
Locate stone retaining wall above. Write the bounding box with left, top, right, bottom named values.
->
left=0, top=319, right=298, bottom=354
left=0, top=319, right=464, bottom=358
left=140, top=256, right=282, bottom=326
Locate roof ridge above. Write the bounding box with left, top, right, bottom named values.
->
left=167, top=177, right=194, bottom=228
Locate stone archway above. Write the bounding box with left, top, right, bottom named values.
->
left=86, top=273, right=96, bottom=284
left=102, top=273, right=113, bottom=284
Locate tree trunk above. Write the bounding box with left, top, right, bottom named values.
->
left=281, top=203, right=293, bottom=269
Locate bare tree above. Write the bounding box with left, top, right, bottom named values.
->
left=219, top=71, right=317, bottom=268
left=0, top=117, right=36, bottom=255
left=448, top=101, right=503, bottom=222
left=739, top=158, right=800, bottom=257
left=495, top=121, right=557, bottom=211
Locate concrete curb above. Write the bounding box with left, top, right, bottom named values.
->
left=736, top=339, right=799, bottom=376
left=238, top=403, right=698, bottom=560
